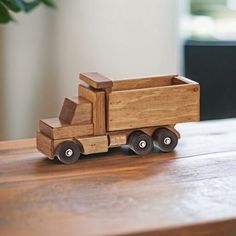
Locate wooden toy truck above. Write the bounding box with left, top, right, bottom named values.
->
left=37, top=73, right=200, bottom=164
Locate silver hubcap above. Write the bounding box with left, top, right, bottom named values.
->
left=164, top=137, right=172, bottom=145
left=139, top=140, right=147, bottom=149
left=65, top=149, right=73, bottom=157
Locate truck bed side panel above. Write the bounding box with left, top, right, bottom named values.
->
left=107, top=84, right=200, bottom=131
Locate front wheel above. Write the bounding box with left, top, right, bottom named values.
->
left=153, top=128, right=178, bottom=152
left=55, top=141, right=81, bottom=164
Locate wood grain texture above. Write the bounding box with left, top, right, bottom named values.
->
left=112, top=74, right=177, bottom=91
left=59, top=96, right=92, bottom=125
left=108, top=84, right=200, bottom=131
left=36, top=132, right=54, bottom=158
left=37, top=134, right=74, bottom=159
left=79, top=84, right=106, bottom=135
left=37, top=132, right=101, bottom=158
left=1, top=119, right=236, bottom=236
left=76, top=135, right=108, bottom=155
left=80, top=72, right=113, bottom=89
left=39, top=118, right=93, bottom=139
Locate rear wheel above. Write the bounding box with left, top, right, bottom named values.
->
left=153, top=128, right=178, bottom=152
left=128, top=131, right=153, bottom=155
left=56, top=141, right=81, bottom=164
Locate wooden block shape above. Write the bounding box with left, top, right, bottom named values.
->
left=36, top=132, right=54, bottom=158
left=59, top=96, right=92, bottom=125
left=108, top=133, right=127, bottom=147
left=79, top=85, right=106, bottom=135
left=80, top=72, right=113, bottom=89
left=39, top=118, right=93, bottom=139
left=107, top=84, right=200, bottom=131
left=76, top=135, right=108, bottom=155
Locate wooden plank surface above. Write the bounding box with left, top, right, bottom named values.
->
left=108, top=84, right=200, bottom=131
left=0, top=119, right=236, bottom=236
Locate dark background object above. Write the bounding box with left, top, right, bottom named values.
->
left=184, top=40, right=236, bottom=120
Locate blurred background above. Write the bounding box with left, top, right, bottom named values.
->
left=0, top=0, right=236, bottom=140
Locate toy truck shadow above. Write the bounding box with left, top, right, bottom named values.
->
left=37, top=72, right=200, bottom=164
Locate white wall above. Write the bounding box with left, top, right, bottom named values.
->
left=0, top=8, right=59, bottom=140
left=54, top=0, right=180, bottom=96
left=0, top=0, right=181, bottom=140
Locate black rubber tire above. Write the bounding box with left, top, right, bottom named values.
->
left=56, top=141, right=80, bottom=164
left=128, top=131, right=154, bottom=155
left=153, top=128, right=178, bottom=152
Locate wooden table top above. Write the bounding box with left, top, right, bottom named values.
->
left=0, top=119, right=236, bottom=236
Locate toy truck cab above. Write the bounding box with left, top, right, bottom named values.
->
left=37, top=72, right=200, bottom=164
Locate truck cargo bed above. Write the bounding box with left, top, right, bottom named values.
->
left=107, top=76, right=200, bottom=131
